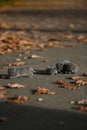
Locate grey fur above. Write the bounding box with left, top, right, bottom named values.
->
left=46, top=59, right=78, bottom=75
left=8, top=65, right=35, bottom=78
left=56, top=60, right=70, bottom=73
left=46, top=65, right=58, bottom=75
left=62, top=62, right=78, bottom=74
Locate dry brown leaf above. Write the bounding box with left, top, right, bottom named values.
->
left=2, top=63, right=12, bottom=69
left=8, top=83, right=26, bottom=89
left=71, top=76, right=82, bottom=80
left=34, top=87, right=55, bottom=95
left=77, top=34, right=87, bottom=43
left=71, top=75, right=87, bottom=86
left=77, top=105, right=87, bottom=112
left=16, top=58, right=21, bottom=61
left=12, top=61, right=26, bottom=66
left=54, top=80, right=68, bottom=86
left=29, top=54, right=44, bottom=59
left=0, top=31, right=77, bottom=55
left=75, top=79, right=87, bottom=86
left=48, top=38, right=63, bottom=42
left=63, top=84, right=79, bottom=90
left=2, top=61, right=26, bottom=69
left=0, top=117, right=8, bottom=122
left=0, top=90, right=8, bottom=99
left=55, top=80, right=79, bottom=90
left=7, top=95, right=29, bottom=104
left=0, top=85, right=5, bottom=90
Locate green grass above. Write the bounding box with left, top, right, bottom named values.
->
left=0, top=0, right=16, bottom=6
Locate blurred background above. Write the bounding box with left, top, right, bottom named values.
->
left=0, top=0, right=87, bottom=9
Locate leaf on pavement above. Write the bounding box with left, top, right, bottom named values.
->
left=29, top=54, right=44, bottom=59
left=6, top=95, right=29, bottom=104
left=75, top=79, right=87, bottom=86
left=54, top=80, right=79, bottom=90
left=0, top=85, right=5, bottom=90
left=34, top=87, right=55, bottom=95
left=0, top=90, right=8, bottom=99
left=8, top=83, right=26, bottom=89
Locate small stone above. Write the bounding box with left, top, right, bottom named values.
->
left=70, top=101, right=75, bottom=104
left=38, top=98, right=43, bottom=101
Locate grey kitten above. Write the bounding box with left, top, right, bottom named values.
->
left=62, top=62, right=78, bottom=74
left=56, top=60, right=70, bottom=73
left=46, top=65, right=58, bottom=75
left=8, top=65, right=35, bottom=78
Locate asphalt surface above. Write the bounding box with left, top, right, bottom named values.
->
left=0, top=8, right=87, bottom=130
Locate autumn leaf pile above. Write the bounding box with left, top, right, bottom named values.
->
left=0, top=31, right=83, bottom=55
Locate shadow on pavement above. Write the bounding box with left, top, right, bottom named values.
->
left=0, top=9, right=87, bottom=16
left=0, top=103, right=87, bottom=130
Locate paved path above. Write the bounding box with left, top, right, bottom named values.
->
left=0, top=7, right=87, bottom=130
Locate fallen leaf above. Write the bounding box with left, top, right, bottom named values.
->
left=0, top=85, right=5, bottom=90
left=55, top=80, right=79, bottom=90
left=0, top=90, right=8, bottom=99
left=13, top=61, right=26, bottom=66
left=75, top=79, right=87, bottom=86
left=77, top=34, right=87, bottom=43
left=48, top=38, right=63, bottom=42
left=2, top=63, right=12, bottom=69
left=77, top=105, right=87, bottom=112
left=64, top=84, right=79, bottom=90
left=71, top=76, right=82, bottom=80
left=29, top=54, right=44, bottom=59
left=7, top=95, right=29, bottom=104
left=16, top=58, right=21, bottom=61
left=34, top=87, right=55, bottom=95
left=8, top=83, right=26, bottom=89
left=0, top=31, right=77, bottom=55
left=2, top=61, right=26, bottom=69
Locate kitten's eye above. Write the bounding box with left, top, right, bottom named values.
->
left=71, top=71, right=74, bottom=73
left=8, top=68, right=14, bottom=73
left=9, top=70, right=13, bottom=73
